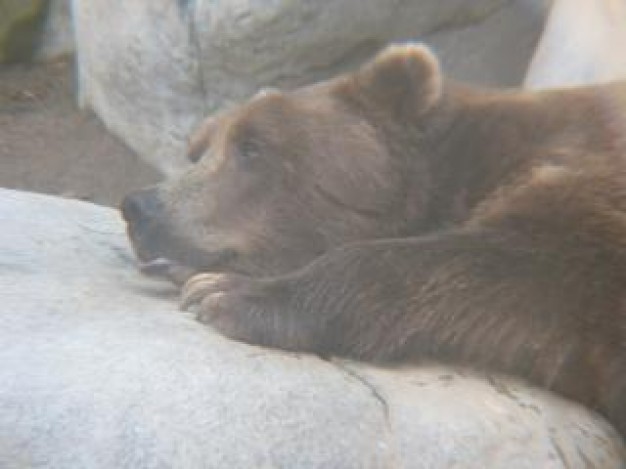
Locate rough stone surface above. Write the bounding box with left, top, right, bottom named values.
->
left=72, top=0, right=547, bottom=174
left=525, top=0, right=626, bottom=89
left=37, top=0, right=74, bottom=60
left=73, top=1, right=211, bottom=175
left=425, top=0, right=547, bottom=88
left=1, top=188, right=624, bottom=468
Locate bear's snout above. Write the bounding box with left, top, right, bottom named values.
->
left=121, top=187, right=164, bottom=228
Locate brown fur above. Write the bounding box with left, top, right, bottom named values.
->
left=122, top=45, right=626, bottom=436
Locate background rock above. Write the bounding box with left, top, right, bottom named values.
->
left=525, top=0, right=626, bottom=88
left=37, top=0, right=74, bottom=60
left=73, top=1, right=204, bottom=175
left=72, top=0, right=548, bottom=175
left=1, top=188, right=624, bottom=468
left=426, top=0, right=548, bottom=87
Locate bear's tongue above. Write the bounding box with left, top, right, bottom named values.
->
left=139, top=258, right=173, bottom=276
left=138, top=258, right=197, bottom=286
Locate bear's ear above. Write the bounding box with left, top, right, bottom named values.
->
left=352, top=44, right=443, bottom=117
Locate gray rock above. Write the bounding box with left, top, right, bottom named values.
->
left=73, top=1, right=205, bottom=176
left=525, top=0, right=626, bottom=89
left=37, top=0, right=74, bottom=60
left=426, top=0, right=547, bottom=88
left=72, top=1, right=547, bottom=175
left=1, top=188, right=624, bottom=468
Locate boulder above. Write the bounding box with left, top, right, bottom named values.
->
left=72, top=1, right=548, bottom=175
left=37, top=0, right=74, bottom=60
left=525, top=0, right=626, bottom=89
left=1, top=188, right=624, bottom=468
left=427, top=0, right=549, bottom=87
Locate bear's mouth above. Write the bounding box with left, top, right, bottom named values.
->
left=131, top=235, right=239, bottom=285
left=126, top=221, right=238, bottom=280
left=137, top=257, right=198, bottom=285
left=139, top=257, right=178, bottom=276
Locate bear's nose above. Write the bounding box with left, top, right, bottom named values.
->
left=121, top=188, right=164, bottom=226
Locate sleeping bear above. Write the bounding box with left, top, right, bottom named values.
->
left=122, top=44, right=626, bottom=436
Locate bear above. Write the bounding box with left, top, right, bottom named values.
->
left=122, top=44, right=626, bottom=436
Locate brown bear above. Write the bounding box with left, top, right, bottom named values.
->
left=122, top=44, right=626, bottom=436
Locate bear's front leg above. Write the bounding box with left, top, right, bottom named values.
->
left=180, top=229, right=626, bottom=384
left=180, top=241, right=415, bottom=358
left=181, top=270, right=332, bottom=354
left=180, top=233, right=626, bottom=436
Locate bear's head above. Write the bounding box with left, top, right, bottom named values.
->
left=122, top=44, right=448, bottom=279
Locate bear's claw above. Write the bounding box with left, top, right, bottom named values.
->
left=180, top=272, right=230, bottom=310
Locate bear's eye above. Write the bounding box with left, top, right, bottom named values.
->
left=235, top=138, right=263, bottom=165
